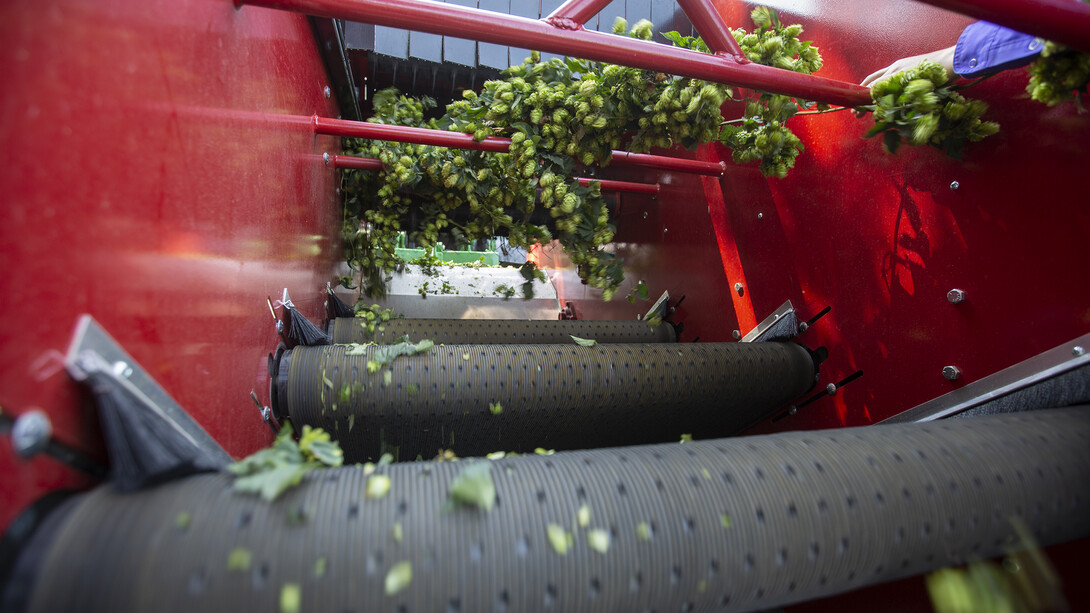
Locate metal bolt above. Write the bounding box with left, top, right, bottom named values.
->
left=663, top=227, right=668, bottom=233
left=643, top=211, right=648, bottom=219
left=734, top=282, right=744, bottom=295
left=111, top=360, right=133, bottom=378
left=323, top=152, right=331, bottom=165
left=826, top=383, right=837, bottom=395
left=1074, top=346, right=1086, bottom=357
left=947, top=288, right=966, bottom=304
left=12, top=409, right=52, bottom=458
left=788, top=405, right=797, bottom=415
left=324, top=86, right=331, bottom=99
left=798, top=322, right=809, bottom=332
left=732, top=329, right=741, bottom=340
left=950, top=181, right=960, bottom=190
left=757, top=212, right=763, bottom=219
left=942, top=365, right=962, bottom=381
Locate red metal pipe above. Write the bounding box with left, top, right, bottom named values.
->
left=330, top=154, right=385, bottom=170
left=915, top=0, right=1090, bottom=54
left=676, top=0, right=744, bottom=58
left=332, top=154, right=661, bottom=193
left=314, top=116, right=728, bottom=175
left=576, top=177, right=661, bottom=194
left=240, top=0, right=872, bottom=108
left=544, top=0, right=614, bottom=26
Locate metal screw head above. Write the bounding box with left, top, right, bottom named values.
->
left=111, top=360, right=133, bottom=378
left=942, top=365, right=962, bottom=381
left=663, top=227, right=668, bottom=233
left=642, top=211, right=648, bottom=219
left=826, top=383, right=837, bottom=395
left=788, top=405, right=797, bottom=415
left=757, top=212, right=763, bottom=219
left=12, top=409, right=52, bottom=458
left=1074, top=346, right=1086, bottom=357
left=323, top=152, right=331, bottom=165
left=950, top=181, right=960, bottom=190
left=734, top=282, right=744, bottom=295
left=946, top=288, right=966, bottom=304
left=798, top=322, right=809, bottom=332
left=732, top=329, right=741, bottom=340
left=324, top=86, right=331, bottom=99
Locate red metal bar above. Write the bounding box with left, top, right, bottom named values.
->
left=544, top=0, right=613, bottom=26
left=315, top=116, right=728, bottom=175
left=330, top=154, right=385, bottom=170
left=676, top=0, right=744, bottom=57
left=240, top=0, right=871, bottom=108
left=915, top=0, right=1090, bottom=54
left=332, top=154, right=663, bottom=193
left=577, top=177, right=661, bottom=194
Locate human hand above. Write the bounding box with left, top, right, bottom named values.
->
left=860, top=46, right=956, bottom=88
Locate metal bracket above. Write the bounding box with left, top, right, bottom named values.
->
left=64, top=315, right=232, bottom=466
left=741, top=300, right=798, bottom=343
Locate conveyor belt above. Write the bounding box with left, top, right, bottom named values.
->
left=17, top=407, right=1090, bottom=613
left=275, top=342, right=817, bottom=461
left=327, top=317, right=678, bottom=345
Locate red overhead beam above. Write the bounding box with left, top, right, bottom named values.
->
left=677, top=0, right=744, bottom=57
left=915, top=0, right=1090, bottom=54
left=544, top=0, right=614, bottom=26
left=330, top=154, right=662, bottom=193
left=314, top=116, right=728, bottom=176
left=239, top=0, right=872, bottom=108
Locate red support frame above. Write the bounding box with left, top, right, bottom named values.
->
left=677, top=0, right=745, bottom=57
left=315, top=116, right=727, bottom=176
left=915, top=0, right=1090, bottom=54
left=544, top=0, right=614, bottom=26
left=331, top=154, right=662, bottom=193
left=239, top=0, right=872, bottom=108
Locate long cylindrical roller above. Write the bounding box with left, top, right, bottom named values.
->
left=275, top=342, right=817, bottom=461
left=327, top=317, right=678, bottom=345
left=19, top=408, right=1090, bottom=613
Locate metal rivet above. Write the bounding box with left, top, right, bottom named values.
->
left=323, top=152, right=331, bottom=165
left=111, top=361, right=133, bottom=378
left=12, top=409, right=52, bottom=458
left=826, top=383, right=837, bottom=395
left=732, top=330, right=741, bottom=340
left=968, top=58, right=977, bottom=67
left=1074, top=346, right=1086, bottom=357
left=942, top=365, right=961, bottom=381
left=946, top=289, right=966, bottom=304
left=663, top=227, right=668, bottom=233
left=734, top=283, right=744, bottom=295
left=798, top=322, right=809, bottom=332
left=643, top=212, right=648, bottom=219
left=757, top=213, right=763, bottom=219
left=788, top=405, right=797, bottom=415
left=324, top=86, right=331, bottom=98
left=949, top=181, right=959, bottom=190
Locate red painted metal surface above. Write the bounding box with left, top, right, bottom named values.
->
left=916, top=0, right=1090, bottom=53
left=545, top=0, right=613, bottom=25
left=239, top=0, right=873, bottom=107
left=1, top=0, right=341, bottom=530
left=316, top=116, right=728, bottom=175
left=677, top=0, right=744, bottom=57
left=333, top=154, right=660, bottom=193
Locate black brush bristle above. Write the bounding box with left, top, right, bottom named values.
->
left=85, top=371, right=223, bottom=491
left=326, top=288, right=355, bottom=319
left=286, top=305, right=331, bottom=347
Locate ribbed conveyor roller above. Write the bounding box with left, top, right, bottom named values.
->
left=13, top=408, right=1089, bottom=613
left=327, top=317, right=678, bottom=345
left=273, top=342, right=818, bottom=461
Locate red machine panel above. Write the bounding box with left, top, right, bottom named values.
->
left=1, top=0, right=342, bottom=529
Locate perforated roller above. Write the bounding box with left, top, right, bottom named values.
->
left=274, top=342, right=818, bottom=461
left=327, top=318, right=678, bottom=345
left=17, top=408, right=1090, bottom=613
